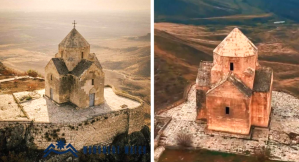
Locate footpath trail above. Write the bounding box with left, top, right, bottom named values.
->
left=0, top=76, right=43, bottom=83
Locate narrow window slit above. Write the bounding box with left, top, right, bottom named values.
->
left=230, top=63, right=234, bottom=71
left=226, top=107, right=230, bottom=114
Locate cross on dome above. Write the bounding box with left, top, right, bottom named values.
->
left=72, top=20, right=77, bottom=28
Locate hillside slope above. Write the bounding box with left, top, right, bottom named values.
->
left=155, top=0, right=299, bottom=23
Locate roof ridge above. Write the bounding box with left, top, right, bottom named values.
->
left=213, top=28, right=257, bottom=57
left=207, top=72, right=252, bottom=97
left=227, top=73, right=252, bottom=97
left=59, top=28, right=89, bottom=48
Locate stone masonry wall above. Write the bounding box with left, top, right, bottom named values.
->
left=128, top=105, right=144, bottom=134
left=211, top=54, right=257, bottom=89
left=0, top=107, right=143, bottom=150
left=70, top=64, right=105, bottom=108
left=206, top=81, right=252, bottom=134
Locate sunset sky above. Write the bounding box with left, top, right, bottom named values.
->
left=0, top=0, right=150, bottom=12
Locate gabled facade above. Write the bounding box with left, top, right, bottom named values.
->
left=196, top=28, right=273, bottom=134
left=45, top=27, right=105, bottom=108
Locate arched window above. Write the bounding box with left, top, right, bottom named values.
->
left=81, top=52, right=84, bottom=59
left=51, top=74, right=52, bottom=80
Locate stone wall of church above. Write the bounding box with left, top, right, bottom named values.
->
left=251, top=91, right=271, bottom=127
left=70, top=64, right=105, bottom=108
left=206, top=82, right=252, bottom=135
left=211, top=54, right=257, bottom=89
left=58, top=46, right=90, bottom=71
left=45, top=61, right=70, bottom=103
left=196, top=86, right=209, bottom=120
left=251, top=74, right=273, bottom=128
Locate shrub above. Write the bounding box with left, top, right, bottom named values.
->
left=121, top=104, right=128, bottom=108
left=27, top=69, right=38, bottom=77
left=253, top=147, right=270, bottom=162
left=20, top=95, right=32, bottom=101
left=176, top=132, right=192, bottom=147
left=26, top=96, right=32, bottom=100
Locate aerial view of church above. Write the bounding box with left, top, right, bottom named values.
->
left=0, top=22, right=145, bottom=149
left=0, top=1, right=151, bottom=162
left=196, top=28, right=273, bottom=134
left=45, top=22, right=105, bottom=108
left=154, top=27, right=299, bottom=162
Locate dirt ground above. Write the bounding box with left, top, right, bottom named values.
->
left=0, top=78, right=45, bottom=94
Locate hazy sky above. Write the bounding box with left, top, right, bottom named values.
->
left=0, top=0, right=150, bottom=12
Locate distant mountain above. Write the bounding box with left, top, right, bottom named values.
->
left=102, top=46, right=150, bottom=77
left=155, top=0, right=299, bottom=23
left=126, top=33, right=150, bottom=42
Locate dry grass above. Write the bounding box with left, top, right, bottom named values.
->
left=0, top=63, right=27, bottom=79
left=0, top=78, right=44, bottom=94
left=19, top=95, right=32, bottom=101
left=253, top=147, right=271, bottom=162
left=27, top=82, right=38, bottom=91
left=176, top=132, right=192, bottom=147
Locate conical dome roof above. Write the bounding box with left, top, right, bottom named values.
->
left=59, top=28, right=89, bottom=48
left=213, top=28, right=257, bottom=57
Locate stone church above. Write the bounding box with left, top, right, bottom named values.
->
left=45, top=24, right=105, bottom=108
left=196, top=28, right=273, bottom=135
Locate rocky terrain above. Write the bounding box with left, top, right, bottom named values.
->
left=155, top=85, right=299, bottom=162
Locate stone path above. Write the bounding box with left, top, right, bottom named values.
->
left=0, top=87, right=140, bottom=123
left=157, top=85, right=299, bottom=162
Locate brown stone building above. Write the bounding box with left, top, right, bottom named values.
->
left=196, top=28, right=273, bottom=135
left=45, top=26, right=105, bottom=108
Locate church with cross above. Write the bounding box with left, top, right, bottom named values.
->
left=45, top=21, right=105, bottom=108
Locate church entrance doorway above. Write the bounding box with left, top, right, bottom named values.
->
left=89, top=93, right=95, bottom=106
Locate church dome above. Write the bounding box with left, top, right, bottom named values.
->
left=213, top=28, right=257, bottom=57
left=59, top=28, right=89, bottom=48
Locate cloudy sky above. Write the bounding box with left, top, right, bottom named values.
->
left=0, top=0, right=150, bottom=12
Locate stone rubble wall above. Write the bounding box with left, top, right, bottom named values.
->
left=104, top=84, right=144, bottom=134
left=0, top=107, right=143, bottom=150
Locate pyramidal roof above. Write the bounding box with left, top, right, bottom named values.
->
left=59, top=28, right=89, bottom=48
left=213, top=28, right=257, bottom=57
